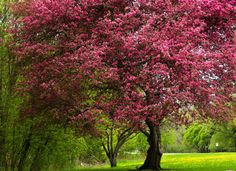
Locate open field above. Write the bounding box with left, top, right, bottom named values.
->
left=72, top=152, right=236, bottom=171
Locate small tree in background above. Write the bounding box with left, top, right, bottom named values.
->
left=100, top=120, right=135, bottom=167
left=209, top=119, right=236, bottom=152
left=184, top=123, right=214, bottom=152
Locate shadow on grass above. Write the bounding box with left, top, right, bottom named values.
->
left=71, top=167, right=178, bottom=171
left=71, top=167, right=234, bottom=171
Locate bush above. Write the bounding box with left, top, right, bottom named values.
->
left=77, top=136, right=106, bottom=164
left=162, top=125, right=195, bottom=153
left=184, top=123, right=214, bottom=152
left=119, top=133, right=148, bottom=159
left=209, top=120, right=236, bottom=152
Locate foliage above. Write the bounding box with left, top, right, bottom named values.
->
left=0, top=0, right=23, bottom=169
left=209, top=120, right=236, bottom=152
left=184, top=120, right=236, bottom=153
left=1, top=1, right=99, bottom=170
left=77, top=136, right=106, bottom=164
left=12, top=0, right=236, bottom=127
left=119, top=133, right=148, bottom=158
left=24, top=126, right=82, bottom=171
left=184, top=123, right=214, bottom=152
left=162, top=125, right=195, bottom=153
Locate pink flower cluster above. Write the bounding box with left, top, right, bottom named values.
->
left=13, top=0, right=236, bottom=125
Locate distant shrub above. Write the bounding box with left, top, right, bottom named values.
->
left=209, top=120, right=236, bottom=152
left=183, top=123, right=214, bottom=152
left=77, top=136, right=106, bottom=164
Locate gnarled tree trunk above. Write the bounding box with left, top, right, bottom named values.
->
left=139, top=120, right=162, bottom=170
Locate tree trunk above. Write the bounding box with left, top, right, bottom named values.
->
left=102, top=125, right=134, bottom=168
left=109, top=156, right=117, bottom=167
left=17, top=132, right=32, bottom=171
left=30, top=137, right=50, bottom=171
left=139, top=121, right=162, bottom=170
left=30, top=147, right=42, bottom=171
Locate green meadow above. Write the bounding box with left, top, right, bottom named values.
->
left=73, top=153, right=236, bottom=171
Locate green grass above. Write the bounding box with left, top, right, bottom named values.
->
left=72, top=152, right=236, bottom=171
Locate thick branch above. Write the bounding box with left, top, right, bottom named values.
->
left=140, top=128, right=150, bottom=137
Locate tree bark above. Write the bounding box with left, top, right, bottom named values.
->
left=139, top=121, right=162, bottom=170
left=109, top=155, right=117, bottom=167
left=17, top=131, right=32, bottom=171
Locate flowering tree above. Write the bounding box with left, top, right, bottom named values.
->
left=13, top=0, right=235, bottom=170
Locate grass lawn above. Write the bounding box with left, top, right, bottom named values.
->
left=72, top=152, right=236, bottom=171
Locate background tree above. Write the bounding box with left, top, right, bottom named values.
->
left=100, top=120, right=135, bottom=167
left=0, top=1, right=103, bottom=170
left=0, top=0, right=23, bottom=169
left=184, top=123, right=214, bottom=152
left=209, top=119, right=236, bottom=152
left=161, top=124, right=191, bottom=153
